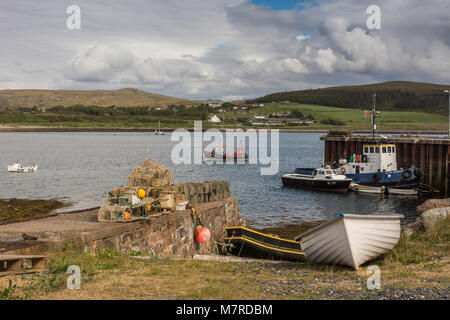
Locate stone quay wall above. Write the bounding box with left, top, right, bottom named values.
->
left=2, top=197, right=244, bottom=259
left=87, top=197, right=243, bottom=258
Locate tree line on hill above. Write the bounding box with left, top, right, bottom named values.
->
left=2, top=104, right=219, bottom=120
left=247, top=88, right=448, bottom=114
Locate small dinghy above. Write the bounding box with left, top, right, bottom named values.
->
left=294, top=213, right=402, bottom=270
left=7, top=163, right=38, bottom=173
left=388, top=188, right=418, bottom=195
left=225, top=226, right=306, bottom=262
left=349, top=182, right=384, bottom=194
left=350, top=182, right=418, bottom=196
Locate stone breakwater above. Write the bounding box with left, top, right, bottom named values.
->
left=0, top=197, right=244, bottom=258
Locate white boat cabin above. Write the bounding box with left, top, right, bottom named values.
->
left=311, top=167, right=348, bottom=180
left=337, top=144, right=398, bottom=175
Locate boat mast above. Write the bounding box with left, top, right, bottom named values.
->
left=371, top=92, right=376, bottom=138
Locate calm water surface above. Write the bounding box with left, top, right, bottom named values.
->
left=0, top=132, right=421, bottom=228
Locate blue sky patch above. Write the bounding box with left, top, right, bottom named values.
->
left=251, top=0, right=318, bottom=10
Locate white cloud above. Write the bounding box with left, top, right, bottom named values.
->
left=296, top=34, right=310, bottom=41
left=0, top=0, right=449, bottom=99
left=314, top=48, right=337, bottom=73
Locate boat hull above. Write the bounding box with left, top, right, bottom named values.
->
left=281, top=175, right=351, bottom=193
left=7, top=165, right=38, bottom=172
left=225, top=227, right=306, bottom=262
left=350, top=182, right=418, bottom=195
left=295, top=214, right=402, bottom=270
left=294, top=168, right=419, bottom=188
left=203, top=151, right=248, bottom=161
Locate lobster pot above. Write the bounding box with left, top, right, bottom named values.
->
left=127, top=172, right=156, bottom=187
left=107, top=187, right=136, bottom=202
left=159, top=193, right=174, bottom=210
left=108, top=192, right=135, bottom=206
left=98, top=205, right=130, bottom=222
left=126, top=166, right=173, bottom=188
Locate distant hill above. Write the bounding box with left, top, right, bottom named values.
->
left=248, top=81, right=450, bottom=114
left=0, top=88, right=196, bottom=110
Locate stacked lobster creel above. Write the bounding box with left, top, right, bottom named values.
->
left=98, top=158, right=175, bottom=222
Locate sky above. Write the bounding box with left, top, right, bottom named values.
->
left=1, top=0, right=450, bottom=101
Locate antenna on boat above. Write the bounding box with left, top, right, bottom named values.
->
left=371, top=92, right=376, bottom=138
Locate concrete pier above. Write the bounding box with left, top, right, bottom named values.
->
left=321, top=131, right=450, bottom=196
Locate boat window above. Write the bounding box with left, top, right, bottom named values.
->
left=392, top=146, right=395, bottom=153
left=318, top=170, right=325, bottom=175
left=382, top=147, right=386, bottom=153
left=325, top=170, right=332, bottom=175
left=361, top=167, right=364, bottom=171
left=370, top=147, right=374, bottom=153
left=364, top=147, right=368, bottom=153
left=375, top=147, right=380, bottom=153
left=388, top=146, right=391, bottom=153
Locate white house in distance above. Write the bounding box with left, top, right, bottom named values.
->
left=254, top=114, right=266, bottom=119
left=208, top=101, right=222, bottom=108
left=208, top=114, right=222, bottom=123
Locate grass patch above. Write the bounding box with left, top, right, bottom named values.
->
left=0, top=218, right=448, bottom=300
left=383, top=217, right=450, bottom=266
left=0, top=280, right=26, bottom=300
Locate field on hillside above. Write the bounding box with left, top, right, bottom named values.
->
left=249, top=81, right=450, bottom=115
left=228, top=103, right=449, bottom=131
left=0, top=102, right=448, bottom=131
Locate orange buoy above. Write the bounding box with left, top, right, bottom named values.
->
left=123, top=211, right=131, bottom=220
left=194, top=226, right=211, bottom=243
left=137, top=189, right=146, bottom=199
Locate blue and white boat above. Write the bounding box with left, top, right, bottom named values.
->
left=333, top=143, right=421, bottom=188
left=293, top=143, right=421, bottom=189
left=292, top=93, right=421, bottom=189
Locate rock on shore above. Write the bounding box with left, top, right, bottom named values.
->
left=416, top=198, right=450, bottom=215
left=421, top=207, right=450, bottom=232
left=404, top=198, right=450, bottom=235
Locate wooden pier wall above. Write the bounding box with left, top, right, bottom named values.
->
left=321, top=132, right=450, bottom=196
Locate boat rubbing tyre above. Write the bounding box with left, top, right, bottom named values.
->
left=402, top=169, right=412, bottom=179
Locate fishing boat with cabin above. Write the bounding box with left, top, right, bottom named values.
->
left=7, top=163, right=38, bottom=173
left=281, top=166, right=352, bottom=193
left=291, top=93, right=421, bottom=189
left=203, top=146, right=248, bottom=162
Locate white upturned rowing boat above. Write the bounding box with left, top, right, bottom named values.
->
left=349, top=182, right=384, bottom=194
left=7, top=163, right=38, bottom=172
left=295, top=213, right=403, bottom=270
left=388, top=188, right=418, bottom=195
left=349, top=182, right=418, bottom=195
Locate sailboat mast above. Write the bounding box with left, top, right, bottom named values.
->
left=371, top=92, right=376, bottom=138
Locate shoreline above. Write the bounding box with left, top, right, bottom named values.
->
left=0, top=125, right=447, bottom=134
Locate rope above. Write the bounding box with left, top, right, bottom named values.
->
left=417, top=183, right=440, bottom=194
left=189, top=206, right=203, bottom=228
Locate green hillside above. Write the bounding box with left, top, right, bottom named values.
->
left=0, top=88, right=196, bottom=110
left=248, top=81, right=450, bottom=115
